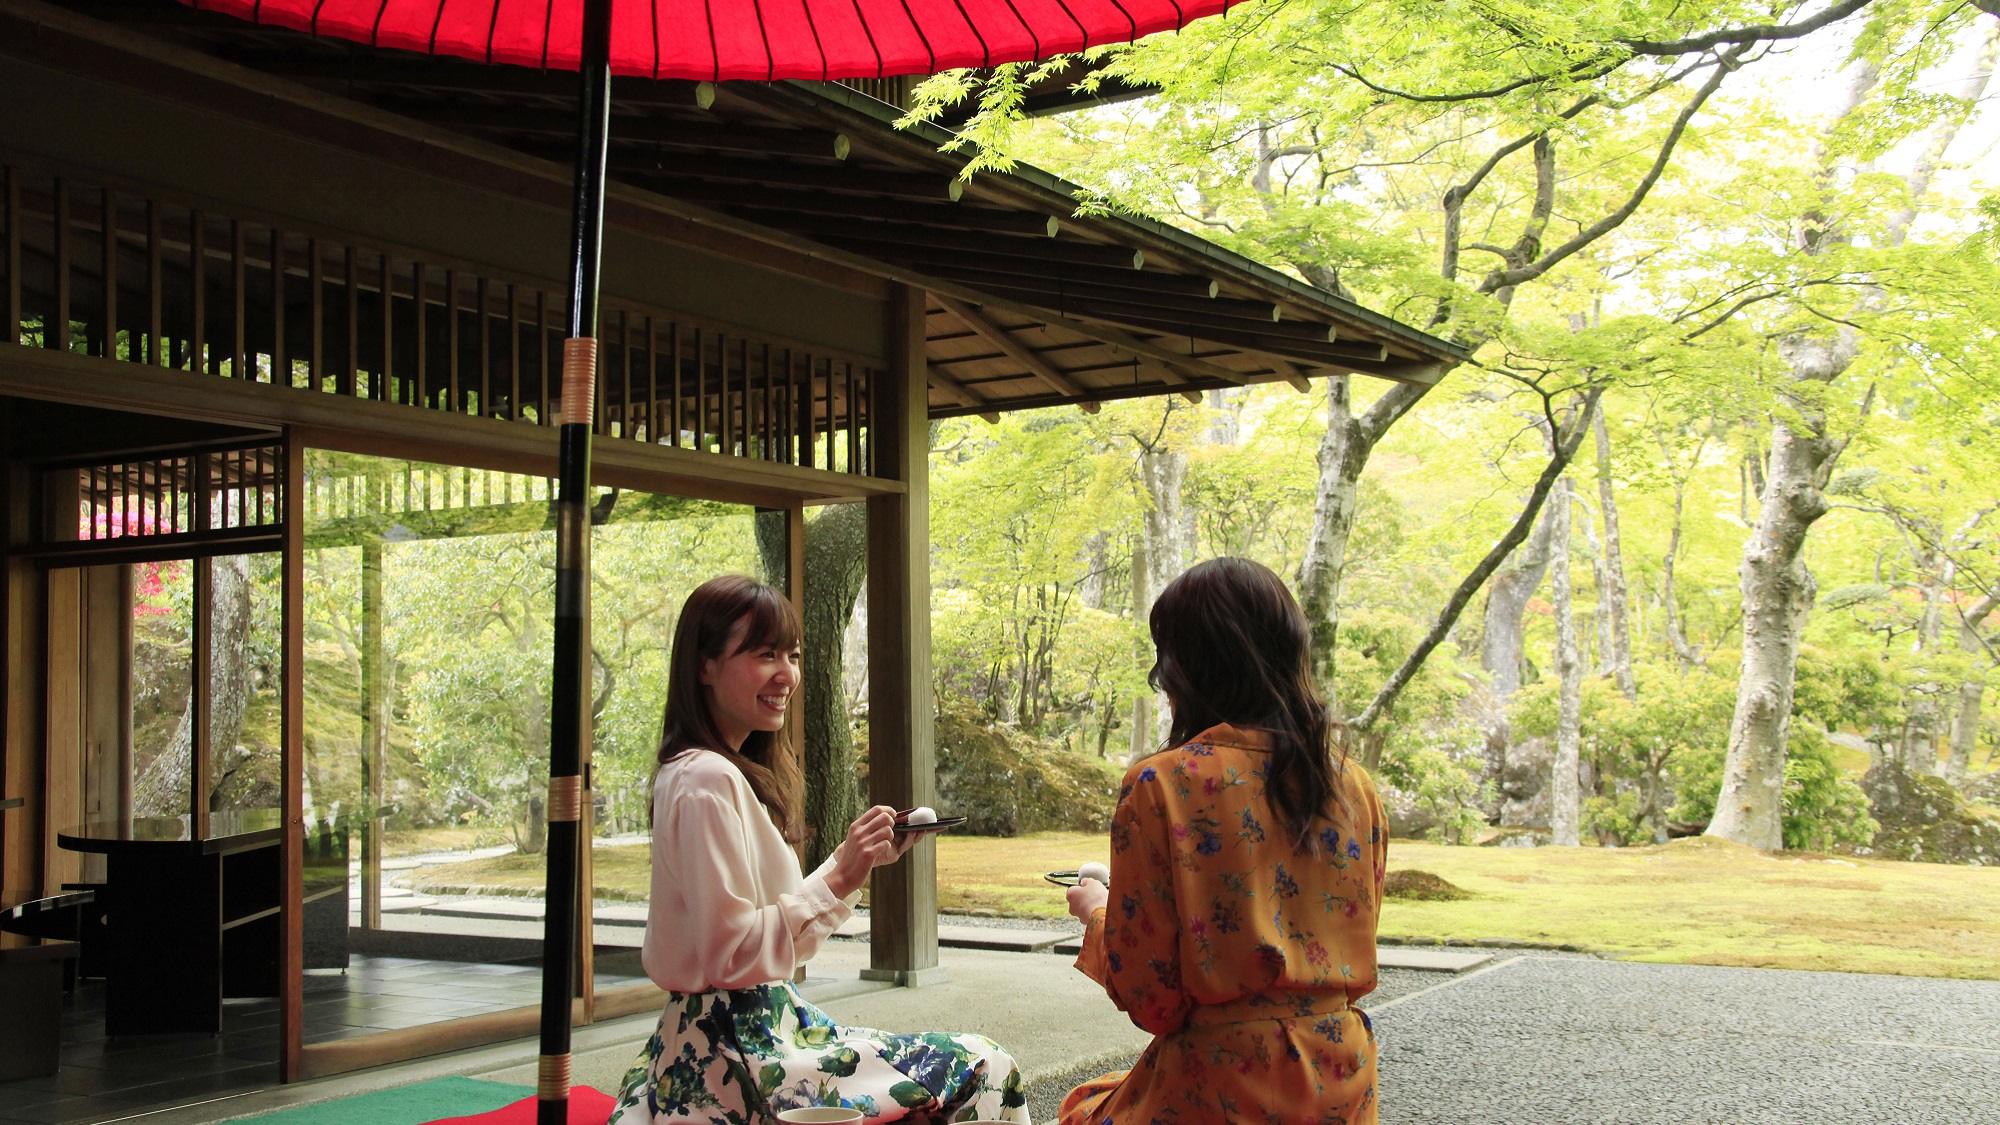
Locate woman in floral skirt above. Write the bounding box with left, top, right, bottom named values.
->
left=608, top=575, right=1028, bottom=1124
left=1060, top=557, right=1389, bottom=1125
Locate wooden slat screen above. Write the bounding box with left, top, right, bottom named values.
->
left=44, top=439, right=285, bottom=557
left=0, top=155, right=881, bottom=478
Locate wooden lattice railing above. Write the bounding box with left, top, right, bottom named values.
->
left=22, top=438, right=285, bottom=562
left=0, top=154, right=878, bottom=476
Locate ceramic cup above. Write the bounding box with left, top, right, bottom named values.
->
left=774, top=1109, right=865, bottom=1124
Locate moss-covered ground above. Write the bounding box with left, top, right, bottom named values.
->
left=404, top=832, right=2000, bottom=980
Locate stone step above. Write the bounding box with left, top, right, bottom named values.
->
left=1041, top=942, right=1495, bottom=973
left=409, top=897, right=648, bottom=928
left=833, top=916, right=1076, bottom=953
left=1379, top=947, right=1494, bottom=972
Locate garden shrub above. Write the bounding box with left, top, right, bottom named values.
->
left=857, top=708, right=1120, bottom=835
left=1672, top=726, right=1876, bottom=850
left=1382, top=869, right=1472, bottom=901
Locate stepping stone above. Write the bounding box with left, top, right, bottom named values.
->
left=830, top=917, right=1075, bottom=953
left=422, top=899, right=544, bottom=923
left=1042, top=943, right=1493, bottom=972
left=936, top=924, right=1070, bottom=953
left=1378, top=947, right=1493, bottom=973
left=593, top=904, right=649, bottom=927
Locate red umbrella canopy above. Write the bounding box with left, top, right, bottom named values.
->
left=184, top=0, right=1239, bottom=81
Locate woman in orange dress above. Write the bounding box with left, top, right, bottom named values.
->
left=1061, top=557, right=1389, bottom=1125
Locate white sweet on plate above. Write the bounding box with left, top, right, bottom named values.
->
left=1078, top=862, right=1109, bottom=885
left=907, top=806, right=938, bottom=825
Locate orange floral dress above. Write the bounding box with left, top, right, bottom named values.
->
left=1062, top=724, right=1388, bottom=1125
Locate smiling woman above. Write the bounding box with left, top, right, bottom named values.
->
left=616, top=575, right=1030, bottom=1123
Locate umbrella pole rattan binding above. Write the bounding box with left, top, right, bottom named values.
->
left=537, top=2, right=614, bottom=1121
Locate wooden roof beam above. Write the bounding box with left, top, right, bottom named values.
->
left=715, top=194, right=1060, bottom=236
left=926, top=364, right=1002, bottom=423
left=784, top=222, right=1139, bottom=269
left=410, top=105, right=852, bottom=159
left=956, top=284, right=1392, bottom=364
left=213, top=51, right=717, bottom=107
left=935, top=296, right=1099, bottom=413
left=826, top=247, right=1228, bottom=303
left=1134, top=358, right=1206, bottom=404
left=882, top=255, right=1240, bottom=307
left=607, top=155, right=964, bottom=201
left=1252, top=353, right=1315, bottom=393
left=958, top=284, right=1380, bottom=358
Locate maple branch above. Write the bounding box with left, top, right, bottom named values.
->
left=1479, top=47, right=1742, bottom=294
left=1620, top=0, right=1878, bottom=56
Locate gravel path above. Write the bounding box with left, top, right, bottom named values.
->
left=1023, top=954, right=2000, bottom=1124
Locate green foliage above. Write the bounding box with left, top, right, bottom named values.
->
left=299, top=452, right=762, bottom=852
left=1782, top=728, right=1880, bottom=852
left=924, top=709, right=1121, bottom=836
left=1583, top=790, right=1649, bottom=848
left=1671, top=728, right=1878, bottom=850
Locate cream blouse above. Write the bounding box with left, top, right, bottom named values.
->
left=639, top=749, right=861, bottom=993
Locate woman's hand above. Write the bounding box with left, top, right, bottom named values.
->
left=824, top=805, right=899, bottom=899
left=1066, top=877, right=1110, bottom=925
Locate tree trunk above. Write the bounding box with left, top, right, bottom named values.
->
left=1298, top=378, right=1366, bottom=689
left=523, top=794, right=546, bottom=855
left=1550, top=478, right=1583, bottom=846
left=1660, top=471, right=1701, bottom=668
left=1353, top=388, right=1603, bottom=737
left=1593, top=411, right=1636, bottom=697
left=1297, top=378, right=1431, bottom=693
left=800, top=503, right=869, bottom=871
left=1131, top=432, right=1187, bottom=759
left=1706, top=53, right=1892, bottom=849
left=1947, top=584, right=1999, bottom=784
left=1479, top=501, right=1560, bottom=698
left=1078, top=532, right=1109, bottom=611
left=133, top=553, right=253, bottom=816
left=1903, top=559, right=1949, bottom=774
left=1707, top=336, right=1858, bottom=850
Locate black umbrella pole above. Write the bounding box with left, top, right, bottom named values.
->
left=539, top=2, right=612, bottom=1122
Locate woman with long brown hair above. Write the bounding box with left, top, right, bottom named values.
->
left=1058, top=557, right=1389, bottom=1124
left=608, top=575, right=1028, bottom=1124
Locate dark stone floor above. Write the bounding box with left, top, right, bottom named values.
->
left=0, top=956, right=641, bottom=1125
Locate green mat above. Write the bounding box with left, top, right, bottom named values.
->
left=232, top=1076, right=534, bottom=1125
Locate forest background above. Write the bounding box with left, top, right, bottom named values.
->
left=891, top=0, right=2000, bottom=864
left=122, top=0, right=2000, bottom=891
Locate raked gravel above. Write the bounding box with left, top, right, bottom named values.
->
left=1024, top=953, right=2000, bottom=1124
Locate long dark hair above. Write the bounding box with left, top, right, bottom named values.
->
left=656, top=575, right=804, bottom=844
left=1149, top=557, right=1347, bottom=851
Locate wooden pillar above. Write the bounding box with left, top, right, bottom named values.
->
left=79, top=565, right=132, bottom=885
left=191, top=555, right=212, bottom=834
left=1, top=437, right=49, bottom=908
left=862, top=285, right=942, bottom=987
left=359, top=539, right=384, bottom=930
left=784, top=501, right=806, bottom=986
left=279, top=432, right=305, bottom=1082
left=42, top=474, right=80, bottom=894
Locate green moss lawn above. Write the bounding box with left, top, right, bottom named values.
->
left=402, top=831, right=2000, bottom=980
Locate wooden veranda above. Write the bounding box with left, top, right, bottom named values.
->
left=0, top=0, right=1463, bottom=1093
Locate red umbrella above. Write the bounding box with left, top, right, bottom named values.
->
left=179, top=2, right=1239, bottom=1122
left=188, top=0, right=1233, bottom=79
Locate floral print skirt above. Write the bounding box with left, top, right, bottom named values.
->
left=607, top=982, right=1030, bottom=1124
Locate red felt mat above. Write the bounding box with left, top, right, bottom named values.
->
left=424, top=1087, right=617, bottom=1124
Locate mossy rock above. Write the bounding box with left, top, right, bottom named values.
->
left=935, top=711, right=1120, bottom=836
left=1859, top=761, right=2000, bottom=867
left=1383, top=869, right=1473, bottom=901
